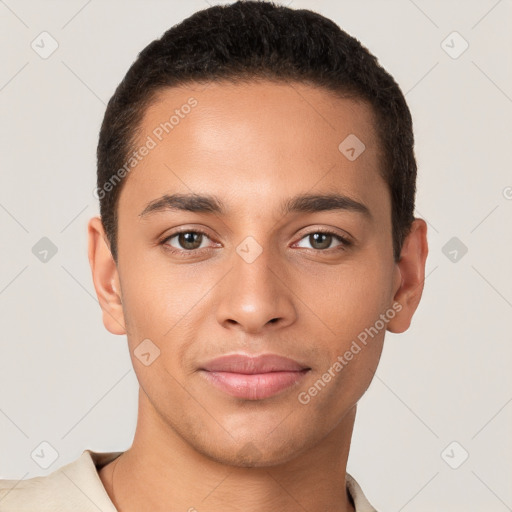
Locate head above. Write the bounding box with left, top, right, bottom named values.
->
left=89, top=1, right=427, bottom=467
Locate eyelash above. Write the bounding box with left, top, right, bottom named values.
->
left=160, top=228, right=352, bottom=256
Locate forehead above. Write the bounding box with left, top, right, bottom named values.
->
left=118, top=80, right=387, bottom=220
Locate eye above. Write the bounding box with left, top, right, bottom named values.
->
left=160, top=228, right=351, bottom=256
left=161, top=230, right=213, bottom=252
left=294, top=230, right=351, bottom=251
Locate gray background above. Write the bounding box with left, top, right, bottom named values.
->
left=1, top=0, right=511, bottom=510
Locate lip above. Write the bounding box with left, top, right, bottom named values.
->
left=199, top=353, right=311, bottom=400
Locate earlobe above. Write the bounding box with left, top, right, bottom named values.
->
left=87, top=216, right=126, bottom=335
left=386, top=219, right=428, bottom=334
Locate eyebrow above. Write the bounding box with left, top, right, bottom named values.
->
left=139, top=192, right=371, bottom=219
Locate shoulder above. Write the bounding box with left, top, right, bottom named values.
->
left=0, top=450, right=122, bottom=512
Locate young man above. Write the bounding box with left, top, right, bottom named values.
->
left=0, top=1, right=427, bottom=510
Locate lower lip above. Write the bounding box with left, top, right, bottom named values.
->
left=200, top=370, right=309, bottom=400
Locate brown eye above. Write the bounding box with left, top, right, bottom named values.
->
left=179, top=232, right=203, bottom=250
left=309, top=232, right=333, bottom=250
left=294, top=230, right=350, bottom=251
left=164, top=231, right=209, bottom=251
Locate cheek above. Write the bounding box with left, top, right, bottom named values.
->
left=117, top=257, right=216, bottom=375
left=296, top=256, right=394, bottom=343
left=296, top=265, right=391, bottom=413
left=321, top=261, right=393, bottom=393
left=119, top=254, right=207, bottom=328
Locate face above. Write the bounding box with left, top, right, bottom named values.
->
left=95, top=80, right=414, bottom=466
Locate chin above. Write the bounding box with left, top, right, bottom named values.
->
left=199, top=434, right=311, bottom=468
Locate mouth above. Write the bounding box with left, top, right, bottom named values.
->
left=198, top=353, right=311, bottom=400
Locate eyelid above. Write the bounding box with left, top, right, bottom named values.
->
left=293, top=225, right=353, bottom=243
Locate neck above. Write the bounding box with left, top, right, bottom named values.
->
left=100, top=388, right=357, bottom=512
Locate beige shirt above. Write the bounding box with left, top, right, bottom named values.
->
left=0, top=450, right=377, bottom=511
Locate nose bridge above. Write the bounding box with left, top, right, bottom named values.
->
left=215, top=237, right=296, bottom=332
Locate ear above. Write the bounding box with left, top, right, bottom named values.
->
left=387, top=219, right=428, bottom=333
left=87, top=216, right=126, bottom=335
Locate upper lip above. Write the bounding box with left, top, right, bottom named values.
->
left=200, top=353, right=310, bottom=374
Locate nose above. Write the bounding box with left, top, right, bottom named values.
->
left=215, top=245, right=297, bottom=335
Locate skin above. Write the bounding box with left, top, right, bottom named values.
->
left=88, top=80, right=428, bottom=512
